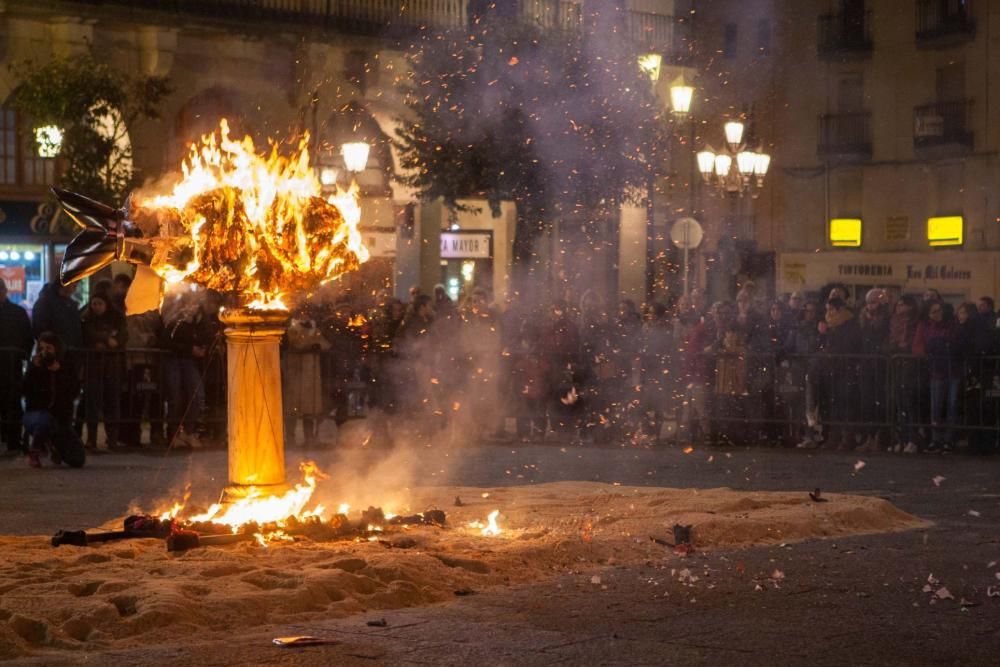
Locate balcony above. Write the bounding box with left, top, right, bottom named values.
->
left=817, top=12, right=873, bottom=60
left=626, top=11, right=692, bottom=64
left=916, top=0, right=976, bottom=48
left=913, top=100, right=973, bottom=152
left=65, top=0, right=467, bottom=39
left=818, top=112, right=872, bottom=161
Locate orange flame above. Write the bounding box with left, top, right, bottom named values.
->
left=468, top=509, right=502, bottom=537
left=135, top=119, right=368, bottom=310
left=160, top=462, right=328, bottom=538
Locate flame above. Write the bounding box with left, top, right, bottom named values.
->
left=469, top=509, right=502, bottom=537
left=348, top=313, right=367, bottom=328
left=167, top=461, right=328, bottom=536
left=136, top=119, right=368, bottom=310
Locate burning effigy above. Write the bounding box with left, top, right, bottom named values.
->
left=58, top=119, right=367, bottom=310
left=50, top=121, right=423, bottom=545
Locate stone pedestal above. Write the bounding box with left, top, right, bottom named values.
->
left=220, top=308, right=289, bottom=498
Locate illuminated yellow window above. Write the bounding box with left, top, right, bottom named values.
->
left=829, top=218, right=862, bottom=247
left=927, top=216, right=963, bottom=246
left=638, top=53, right=662, bottom=82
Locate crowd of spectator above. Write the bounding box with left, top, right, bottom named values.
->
left=2, top=272, right=1000, bottom=468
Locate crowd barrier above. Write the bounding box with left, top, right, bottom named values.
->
left=2, top=346, right=998, bottom=450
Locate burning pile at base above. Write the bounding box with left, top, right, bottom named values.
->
left=50, top=460, right=504, bottom=552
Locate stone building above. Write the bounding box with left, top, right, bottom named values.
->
left=695, top=0, right=1000, bottom=303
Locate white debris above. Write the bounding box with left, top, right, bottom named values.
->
left=968, top=510, right=981, bottom=517
left=854, top=460, right=866, bottom=472
left=932, top=475, right=945, bottom=487
left=590, top=575, right=601, bottom=585
left=935, top=587, right=954, bottom=600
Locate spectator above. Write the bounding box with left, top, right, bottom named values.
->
left=913, top=299, right=958, bottom=452
left=162, top=297, right=214, bottom=447
left=284, top=311, right=330, bottom=446
left=0, top=278, right=33, bottom=453
left=748, top=301, right=790, bottom=444
left=857, top=288, right=891, bottom=452
left=788, top=301, right=823, bottom=448
left=511, top=321, right=549, bottom=441
left=819, top=297, right=862, bottom=449
left=639, top=302, right=673, bottom=442
left=111, top=273, right=133, bottom=314
left=542, top=300, right=583, bottom=437
left=122, top=309, right=166, bottom=447
left=786, top=291, right=804, bottom=321
left=22, top=332, right=85, bottom=468
left=81, top=293, right=126, bottom=448
left=713, top=324, right=747, bottom=445
left=888, top=296, right=920, bottom=453
left=31, top=282, right=82, bottom=349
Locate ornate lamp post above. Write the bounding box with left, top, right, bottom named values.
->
left=696, top=120, right=771, bottom=198
left=644, top=78, right=695, bottom=301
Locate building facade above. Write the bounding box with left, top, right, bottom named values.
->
left=695, top=0, right=1000, bottom=304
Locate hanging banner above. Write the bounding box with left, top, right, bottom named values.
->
left=0, top=265, right=26, bottom=294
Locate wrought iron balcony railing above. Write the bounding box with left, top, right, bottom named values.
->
left=818, top=112, right=872, bottom=160
left=916, top=0, right=976, bottom=46
left=817, top=11, right=873, bottom=59
left=62, top=0, right=689, bottom=55
left=913, top=100, right=974, bottom=150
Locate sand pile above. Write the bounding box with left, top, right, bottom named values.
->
left=0, top=481, right=926, bottom=659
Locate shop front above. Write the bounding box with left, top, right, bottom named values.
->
left=440, top=231, right=493, bottom=302
left=778, top=251, right=999, bottom=304
left=0, top=199, right=75, bottom=310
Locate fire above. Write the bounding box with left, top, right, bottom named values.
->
left=163, top=461, right=328, bottom=535
left=469, top=509, right=502, bottom=537
left=134, top=119, right=369, bottom=310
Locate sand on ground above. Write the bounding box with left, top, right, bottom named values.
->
left=0, top=481, right=927, bottom=659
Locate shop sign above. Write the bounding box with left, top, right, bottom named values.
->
left=779, top=252, right=993, bottom=298
left=0, top=200, right=68, bottom=236
left=361, top=230, right=397, bottom=258
left=440, top=232, right=491, bottom=259
left=0, top=266, right=26, bottom=294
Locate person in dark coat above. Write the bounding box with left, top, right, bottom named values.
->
left=80, top=293, right=127, bottom=448
left=888, top=296, right=920, bottom=453
left=856, top=288, right=891, bottom=451
left=913, top=300, right=958, bottom=451
left=0, top=278, right=33, bottom=452
left=787, top=301, right=823, bottom=448
left=22, top=332, right=85, bottom=468
left=819, top=298, right=862, bottom=449
left=162, top=296, right=215, bottom=447
left=31, top=282, right=82, bottom=349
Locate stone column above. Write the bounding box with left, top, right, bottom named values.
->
left=220, top=309, right=289, bottom=497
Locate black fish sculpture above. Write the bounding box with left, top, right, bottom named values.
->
left=53, top=187, right=155, bottom=285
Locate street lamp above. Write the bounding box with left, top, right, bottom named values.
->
left=341, top=141, right=370, bottom=174
left=670, top=82, right=693, bottom=117
left=697, top=120, right=770, bottom=198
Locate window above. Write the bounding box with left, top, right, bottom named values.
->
left=830, top=218, right=862, bottom=247
left=0, top=107, right=16, bottom=185
left=344, top=50, right=378, bottom=95
left=723, top=23, right=738, bottom=59
left=756, top=18, right=772, bottom=55
left=927, top=216, right=963, bottom=246
left=0, top=105, right=56, bottom=189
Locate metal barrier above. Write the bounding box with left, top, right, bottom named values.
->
left=5, top=344, right=1000, bottom=452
